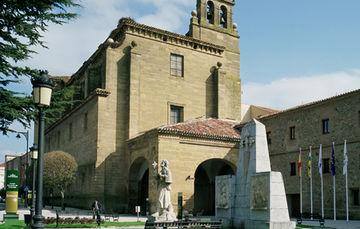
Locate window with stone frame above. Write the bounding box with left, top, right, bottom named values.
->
left=290, top=162, right=296, bottom=176
left=290, top=126, right=296, bottom=140
left=170, top=54, right=184, bottom=77
left=69, top=122, right=73, bottom=141
left=323, top=158, right=330, bottom=173
left=57, top=131, right=60, bottom=148
left=352, top=189, right=360, bottom=206
left=170, top=105, right=184, bottom=124
left=84, top=113, right=88, bottom=132
left=322, top=118, right=330, bottom=134
left=266, top=131, right=272, bottom=144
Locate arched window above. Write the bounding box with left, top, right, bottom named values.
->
left=219, top=6, right=227, bottom=28
left=206, top=1, right=214, bottom=24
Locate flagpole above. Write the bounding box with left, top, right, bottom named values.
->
left=333, top=174, right=336, bottom=220
left=310, top=146, right=313, bottom=220
left=332, top=142, right=336, bottom=221
left=345, top=165, right=349, bottom=221
left=344, top=140, right=349, bottom=222
left=299, top=147, right=302, bottom=218
left=320, top=146, right=324, bottom=219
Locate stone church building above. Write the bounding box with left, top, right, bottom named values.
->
left=44, top=0, right=360, bottom=219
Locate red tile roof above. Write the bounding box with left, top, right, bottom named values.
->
left=158, top=118, right=240, bottom=141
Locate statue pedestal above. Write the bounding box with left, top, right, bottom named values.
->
left=216, top=120, right=295, bottom=229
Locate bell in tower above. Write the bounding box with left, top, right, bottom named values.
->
left=188, top=0, right=239, bottom=52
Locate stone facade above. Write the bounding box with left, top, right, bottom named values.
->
left=44, top=0, right=241, bottom=213
left=261, top=89, right=360, bottom=219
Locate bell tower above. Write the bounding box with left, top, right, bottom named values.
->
left=189, top=0, right=239, bottom=52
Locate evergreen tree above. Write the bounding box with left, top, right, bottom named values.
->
left=0, top=0, right=78, bottom=133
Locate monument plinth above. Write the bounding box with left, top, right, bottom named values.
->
left=216, top=119, right=295, bottom=229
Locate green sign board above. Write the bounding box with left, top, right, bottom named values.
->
left=6, top=170, right=19, bottom=192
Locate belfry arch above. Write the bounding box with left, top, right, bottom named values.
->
left=128, top=157, right=149, bottom=215
left=194, top=158, right=236, bottom=216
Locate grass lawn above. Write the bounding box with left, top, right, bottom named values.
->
left=0, top=219, right=25, bottom=229
left=0, top=219, right=145, bottom=228
left=296, top=224, right=334, bottom=229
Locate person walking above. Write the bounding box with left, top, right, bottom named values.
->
left=91, top=200, right=102, bottom=220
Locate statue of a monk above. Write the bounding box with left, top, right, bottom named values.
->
left=151, top=160, right=177, bottom=222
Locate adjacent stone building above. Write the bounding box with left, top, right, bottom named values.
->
left=45, top=0, right=241, bottom=213
left=260, top=89, right=360, bottom=219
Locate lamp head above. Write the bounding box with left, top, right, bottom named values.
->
left=30, top=145, right=38, bottom=160
left=31, top=71, right=54, bottom=107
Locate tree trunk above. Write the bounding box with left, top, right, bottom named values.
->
left=61, top=190, right=65, bottom=210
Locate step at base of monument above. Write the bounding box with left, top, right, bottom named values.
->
left=4, top=214, right=19, bottom=220
left=145, top=220, right=222, bottom=229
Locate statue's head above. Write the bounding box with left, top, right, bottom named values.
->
left=160, top=159, right=169, bottom=168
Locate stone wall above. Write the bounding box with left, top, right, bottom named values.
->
left=157, top=134, right=239, bottom=214
left=261, top=91, right=360, bottom=219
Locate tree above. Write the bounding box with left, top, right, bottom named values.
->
left=0, top=0, right=78, bottom=133
left=44, top=151, right=78, bottom=210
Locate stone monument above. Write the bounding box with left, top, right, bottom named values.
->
left=216, top=119, right=295, bottom=229
left=150, top=160, right=177, bottom=222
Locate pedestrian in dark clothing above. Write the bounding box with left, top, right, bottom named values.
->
left=91, top=200, right=102, bottom=220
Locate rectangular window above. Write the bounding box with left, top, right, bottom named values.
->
left=322, top=118, right=330, bottom=134
left=84, top=113, right=88, bottom=132
left=57, top=131, right=60, bottom=148
left=266, top=131, right=271, bottom=144
left=69, top=123, right=73, bottom=140
left=323, top=158, right=330, bottom=173
left=290, top=126, right=296, bottom=140
left=170, top=54, right=184, bottom=77
left=352, top=189, right=360, bottom=206
left=170, top=105, right=184, bottom=124
left=290, top=162, right=296, bottom=176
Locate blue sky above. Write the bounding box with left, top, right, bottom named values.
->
left=1, top=0, right=360, bottom=159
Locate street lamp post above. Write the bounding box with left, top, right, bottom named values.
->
left=29, top=145, right=38, bottom=225
left=16, top=130, right=30, bottom=206
left=31, top=72, right=54, bottom=229
left=16, top=130, right=29, bottom=156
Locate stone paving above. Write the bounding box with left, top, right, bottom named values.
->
left=294, top=218, right=360, bottom=229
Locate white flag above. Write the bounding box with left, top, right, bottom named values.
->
left=343, top=140, right=348, bottom=175
left=318, top=144, right=322, bottom=175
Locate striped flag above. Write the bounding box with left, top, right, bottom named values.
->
left=298, top=148, right=302, bottom=177
left=331, top=142, right=336, bottom=176
left=307, top=147, right=312, bottom=178
left=318, top=144, right=323, bottom=175
left=343, top=140, right=348, bottom=175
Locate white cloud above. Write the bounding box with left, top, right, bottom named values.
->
left=137, top=0, right=193, bottom=32
left=242, top=69, right=360, bottom=110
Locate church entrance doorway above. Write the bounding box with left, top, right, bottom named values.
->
left=128, top=157, right=149, bottom=215
left=194, top=159, right=235, bottom=216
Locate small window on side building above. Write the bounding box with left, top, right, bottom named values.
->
left=323, top=158, right=330, bottom=173
left=322, top=118, right=330, bottom=134
left=84, top=113, right=88, bottom=132
left=352, top=189, right=359, bottom=206
left=170, top=105, right=184, bottom=124
left=290, top=126, right=296, bottom=140
left=69, top=123, right=73, bottom=141
left=290, top=162, right=296, bottom=176
left=266, top=131, right=271, bottom=144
